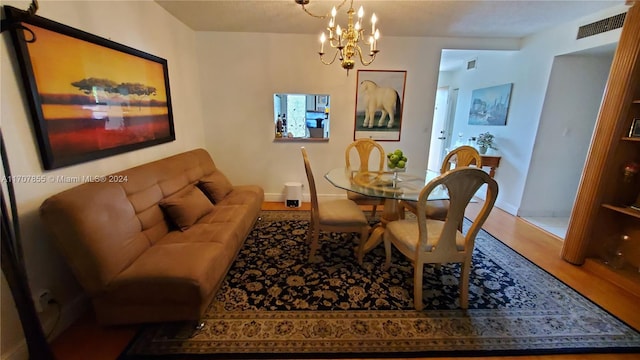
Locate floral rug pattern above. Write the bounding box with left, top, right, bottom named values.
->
left=121, top=211, right=640, bottom=359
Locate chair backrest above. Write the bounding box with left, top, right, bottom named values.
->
left=441, top=145, right=482, bottom=174
left=345, top=138, right=385, bottom=172
left=416, top=167, right=498, bottom=256
left=301, top=147, right=320, bottom=216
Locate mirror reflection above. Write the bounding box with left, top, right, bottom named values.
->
left=274, top=93, right=330, bottom=140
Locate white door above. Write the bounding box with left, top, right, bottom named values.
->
left=427, top=87, right=450, bottom=172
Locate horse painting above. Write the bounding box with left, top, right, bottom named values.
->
left=359, top=80, right=401, bottom=128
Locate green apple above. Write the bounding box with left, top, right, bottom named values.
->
left=387, top=161, right=396, bottom=169
left=397, top=160, right=406, bottom=168
left=389, top=154, right=400, bottom=163
left=401, top=156, right=407, bottom=162
left=394, top=149, right=403, bottom=157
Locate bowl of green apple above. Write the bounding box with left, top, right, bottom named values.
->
left=387, top=149, right=407, bottom=172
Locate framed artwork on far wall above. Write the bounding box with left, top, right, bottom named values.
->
left=354, top=70, right=407, bottom=141
left=4, top=6, right=175, bottom=170
left=468, top=83, right=513, bottom=126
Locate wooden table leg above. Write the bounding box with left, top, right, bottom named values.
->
left=357, top=198, right=402, bottom=264
left=488, top=166, right=496, bottom=178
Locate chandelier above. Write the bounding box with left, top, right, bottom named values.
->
left=296, top=0, right=380, bottom=75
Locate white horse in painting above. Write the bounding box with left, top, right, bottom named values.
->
left=360, top=80, right=401, bottom=128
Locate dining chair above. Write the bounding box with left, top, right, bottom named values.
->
left=301, top=147, right=370, bottom=262
left=345, top=138, right=386, bottom=218
left=383, top=167, right=498, bottom=310
left=401, top=145, right=482, bottom=220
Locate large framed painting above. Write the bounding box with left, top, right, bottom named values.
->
left=5, top=6, right=175, bottom=170
left=354, top=70, right=407, bottom=141
left=468, top=83, right=512, bottom=126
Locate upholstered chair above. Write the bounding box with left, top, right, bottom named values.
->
left=301, top=147, right=370, bottom=262
left=401, top=145, right=482, bottom=220
left=345, top=138, right=386, bottom=218
left=384, top=167, right=497, bottom=310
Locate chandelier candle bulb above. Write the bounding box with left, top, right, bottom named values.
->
left=373, top=29, right=379, bottom=51
left=302, top=0, right=381, bottom=74
left=371, top=13, right=377, bottom=33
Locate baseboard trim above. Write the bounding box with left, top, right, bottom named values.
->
left=0, top=293, right=89, bottom=360
left=264, top=193, right=346, bottom=203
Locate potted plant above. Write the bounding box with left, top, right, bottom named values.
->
left=476, top=132, right=497, bottom=154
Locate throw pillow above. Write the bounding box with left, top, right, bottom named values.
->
left=198, top=171, right=233, bottom=203
left=159, top=187, right=214, bottom=231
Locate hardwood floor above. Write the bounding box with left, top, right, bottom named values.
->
left=50, top=202, right=640, bottom=360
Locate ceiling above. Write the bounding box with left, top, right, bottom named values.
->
left=155, top=0, right=624, bottom=38
left=155, top=0, right=624, bottom=71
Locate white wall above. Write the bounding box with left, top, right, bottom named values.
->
left=195, top=32, right=518, bottom=201
left=1, top=1, right=205, bottom=358
left=519, top=54, right=613, bottom=217
left=513, top=4, right=626, bottom=214
left=438, top=4, right=626, bottom=215
left=445, top=50, right=521, bottom=213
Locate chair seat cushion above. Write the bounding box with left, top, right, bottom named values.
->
left=318, top=199, right=368, bottom=226
left=385, top=219, right=464, bottom=252
left=403, top=200, right=449, bottom=220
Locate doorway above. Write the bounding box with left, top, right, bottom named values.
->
left=518, top=46, right=615, bottom=239
left=427, top=87, right=452, bottom=172
left=430, top=48, right=614, bottom=239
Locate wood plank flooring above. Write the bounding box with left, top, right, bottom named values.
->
left=49, top=202, right=640, bottom=360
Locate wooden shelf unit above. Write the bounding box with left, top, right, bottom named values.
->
left=602, top=204, right=640, bottom=219
left=583, top=258, right=640, bottom=298
left=562, top=3, right=640, bottom=289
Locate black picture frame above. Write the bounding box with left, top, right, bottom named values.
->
left=4, top=6, right=175, bottom=170
left=629, top=118, right=640, bottom=138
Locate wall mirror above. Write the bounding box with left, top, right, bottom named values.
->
left=274, top=93, right=330, bottom=141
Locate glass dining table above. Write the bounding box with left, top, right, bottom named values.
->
left=324, top=167, right=448, bottom=263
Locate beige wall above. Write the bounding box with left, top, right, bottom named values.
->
left=1, top=1, right=205, bottom=357
left=195, top=32, right=518, bottom=200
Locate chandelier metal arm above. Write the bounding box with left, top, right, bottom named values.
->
left=319, top=49, right=340, bottom=65
left=298, top=0, right=348, bottom=19
left=355, top=45, right=379, bottom=66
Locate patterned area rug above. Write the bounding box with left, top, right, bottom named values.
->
left=120, top=210, right=640, bottom=359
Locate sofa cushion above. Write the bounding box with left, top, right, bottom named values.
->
left=199, top=171, right=234, bottom=203
left=159, top=186, right=214, bottom=231
left=104, top=242, right=232, bottom=307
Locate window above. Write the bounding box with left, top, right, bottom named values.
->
left=274, top=93, right=330, bottom=140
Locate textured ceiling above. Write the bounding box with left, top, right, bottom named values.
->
left=155, top=0, right=624, bottom=38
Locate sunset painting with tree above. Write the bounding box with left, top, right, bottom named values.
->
left=19, top=22, right=174, bottom=168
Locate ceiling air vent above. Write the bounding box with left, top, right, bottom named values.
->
left=466, top=57, right=477, bottom=71
left=577, top=12, right=626, bottom=39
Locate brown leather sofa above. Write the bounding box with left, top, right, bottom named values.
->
left=40, top=149, right=264, bottom=325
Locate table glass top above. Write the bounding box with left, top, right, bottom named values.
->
left=324, top=168, right=448, bottom=201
